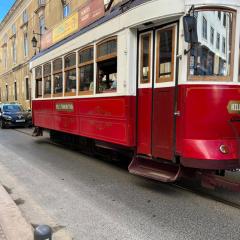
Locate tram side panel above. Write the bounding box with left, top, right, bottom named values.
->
left=32, top=96, right=136, bottom=147
left=177, top=84, right=240, bottom=169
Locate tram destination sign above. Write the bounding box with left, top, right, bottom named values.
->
left=56, top=103, right=74, bottom=112
left=227, top=101, right=240, bottom=114
left=41, top=0, right=105, bottom=50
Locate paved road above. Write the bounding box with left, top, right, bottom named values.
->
left=0, top=128, right=240, bottom=240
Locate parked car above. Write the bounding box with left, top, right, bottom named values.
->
left=0, top=103, right=32, bottom=129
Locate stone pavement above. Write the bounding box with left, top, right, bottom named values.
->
left=0, top=184, right=33, bottom=240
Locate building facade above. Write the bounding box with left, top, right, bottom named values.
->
left=0, top=0, right=114, bottom=109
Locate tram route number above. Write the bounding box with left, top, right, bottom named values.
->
left=56, top=103, right=74, bottom=112
left=227, top=101, right=240, bottom=114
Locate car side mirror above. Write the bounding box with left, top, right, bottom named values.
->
left=183, top=15, right=198, bottom=44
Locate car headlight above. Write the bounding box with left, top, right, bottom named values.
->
left=2, top=115, right=12, bottom=120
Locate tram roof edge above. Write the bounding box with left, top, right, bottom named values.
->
left=185, top=0, right=240, bottom=7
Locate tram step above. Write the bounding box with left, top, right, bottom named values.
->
left=128, top=156, right=181, bottom=182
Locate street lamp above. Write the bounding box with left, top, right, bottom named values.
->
left=31, top=36, right=38, bottom=48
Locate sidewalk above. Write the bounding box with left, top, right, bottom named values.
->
left=0, top=185, right=33, bottom=240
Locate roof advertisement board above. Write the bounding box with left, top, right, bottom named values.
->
left=41, top=0, right=105, bottom=50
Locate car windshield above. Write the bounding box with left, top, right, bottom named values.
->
left=3, top=105, right=24, bottom=112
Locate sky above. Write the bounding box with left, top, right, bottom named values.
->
left=0, top=0, right=16, bottom=22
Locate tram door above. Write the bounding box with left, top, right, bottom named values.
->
left=137, top=24, right=177, bottom=161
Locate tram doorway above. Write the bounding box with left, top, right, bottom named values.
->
left=137, top=24, right=178, bottom=161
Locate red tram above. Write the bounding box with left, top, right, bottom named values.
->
left=30, top=0, right=240, bottom=190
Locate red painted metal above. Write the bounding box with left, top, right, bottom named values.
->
left=32, top=96, right=136, bottom=147
left=137, top=88, right=152, bottom=155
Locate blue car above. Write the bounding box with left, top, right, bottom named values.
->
left=0, top=104, right=32, bottom=129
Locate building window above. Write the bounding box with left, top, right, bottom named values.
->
left=12, top=24, right=16, bottom=35
left=22, top=10, right=28, bottom=23
left=223, top=13, right=227, bottom=27
left=26, top=78, right=30, bottom=100
left=53, top=58, right=63, bottom=97
left=6, top=85, right=8, bottom=102
left=216, top=33, right=220, bottom=50
left=140, top=33, right=151, bottom=84
left=96, top=38, right=117, bottom=93
left=43, top=63, right=51, bottom=98
left=3, top=47, right=7, bottom=69
left=38, top=0, right=45, bottom=6
left=12, top=38, right=17, bottom=64
left=23, top=32, right=28, bottom=57
left=35, top=66, right=42, bottom=98
left=156, top=27, right=176, bottom=83
left=218, top=11, right=221, bottom=20
left=63, top=3, right=70, bottom=18
left=64, top=53, right=76, bottom=96
left=202, top=17, right=207, bottom=40
left=78, top=47, right=94, bottom=95
left=14, top=82, right=17, bottom=101
left=210, top=27, right=214, bottom=45
left=222, top=37, right=226, bottom=54
left=39, top=15, right=45, bottom=35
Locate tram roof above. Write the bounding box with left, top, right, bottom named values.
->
left=30, top=0, right=240, bottom=65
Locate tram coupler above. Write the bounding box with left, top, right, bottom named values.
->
left=32, top=127, right=43, bottom=137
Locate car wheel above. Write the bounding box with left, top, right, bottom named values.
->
left=0, top=120, right=5, bottom=129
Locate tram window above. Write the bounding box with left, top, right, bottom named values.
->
left=96, top=38, right=117, bottom=93
left=53, top=58, right=63, bottom=97
left=79, top=47, right=94, bottom=95
left=43, top=63, right=51, bottom=98
left=35, top=66, right=42, bottom=98
left=188, top=10, right=234, bottom=81
left=140, top=33, right=151, bottom=84
left=64, top=53, right=76, bottom=96
left=156, top=27, right=175, bottom=83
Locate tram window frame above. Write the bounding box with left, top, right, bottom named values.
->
left=140, top=32, right=152, bottom=84
left=43, top=63, right=52, bottom=98
left=78, top=46, right=94, bottom=95
left=187, top=8, right=236, bottom=82
left=96, top=37, right=117, bottom=94
left=35, top=66, right=43, bottom=98
left=64, top=52, right=77, bottom=96
left=156, top=26, right=176, bottom=83
left=53, top=58, right=63, bottom=97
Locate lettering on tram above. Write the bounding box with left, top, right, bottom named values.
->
left=53, top=58, right=63, bottom=97
left=65, top=53, right=77, bottom=96
left=96, top=38, right=117, bottom=93
left=79, top=46, right=94, bottom=95
left=227, top=101, right=240, bottom=114
left=56, top=103, right=74, bottom=112
left=43, top=63, right=51, bottom=98
left=35, top=66, right=42, bottom=98
left=187, top=9, right=234, bottom=81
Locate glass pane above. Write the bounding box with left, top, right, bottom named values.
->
left=43, top=63, right=51, bottom=76
left=157, top=28, right=173, bottom=80
left=97, top=39, right=117, bottom=58
left=36, top=79, right=42, bottom=98
left=97, top=58, right=117, bottom=93
left=189, top=11, right=233, bottom=78
left=36, top=67, right=42, bottom=78
left=53, top=73, right=63, bottom=95
left=53, top=58, right=62, bottom=72
left=44, top=76, right=51, bottom=96
left=140, top=34, right=151, bottom=83
left=65, top=69, right=76, bottom=94
left=79, top=47, right=93, bottom=64
left=65, top=53, right=76, bottom=68
left=79, top=64, right=94, bottom=92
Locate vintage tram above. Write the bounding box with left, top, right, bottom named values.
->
left=30, top=0, right=240, bottom=190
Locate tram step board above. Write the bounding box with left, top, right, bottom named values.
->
left=128, top=156, right=181, bottom=182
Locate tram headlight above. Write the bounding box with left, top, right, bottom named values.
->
left=219, top=145, right=229, bottom=154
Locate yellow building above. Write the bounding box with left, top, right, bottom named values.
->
left=0, top=0, right=113, bottom=109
